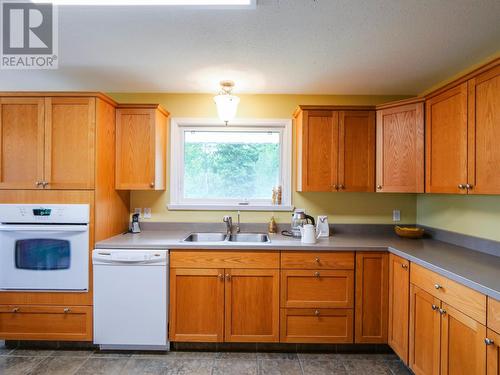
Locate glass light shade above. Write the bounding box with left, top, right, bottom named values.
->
left=214, top=94, right=240, bottom=124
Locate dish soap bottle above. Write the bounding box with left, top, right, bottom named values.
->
left=268, top=216, right=278, bottom=234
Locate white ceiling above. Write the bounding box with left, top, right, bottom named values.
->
left=1, top=0, right=499, bottom=94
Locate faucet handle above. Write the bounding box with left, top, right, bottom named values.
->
left=223, top=215, right=232, bottom=223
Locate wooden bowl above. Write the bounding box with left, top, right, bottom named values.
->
left=395, top=226, right=425, bottom=239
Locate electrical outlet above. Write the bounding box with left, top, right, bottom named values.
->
left=393, top=209, right=401, bottom=222
left=134, top=208, right=142, bottom=216
left=143, top=208, right=152, bottom=219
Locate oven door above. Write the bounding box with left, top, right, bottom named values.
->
left=0, top=224, right=89, bottom=291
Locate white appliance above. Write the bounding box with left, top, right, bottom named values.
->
left=93, top=249, right=169, bottom=351
left=0, top=204, right=90, bottom=291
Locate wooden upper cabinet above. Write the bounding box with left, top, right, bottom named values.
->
left=376, top=100, right=424, bottom=193
left=169, top=268, right=225, bottom=342
left=44, top=97, right=96, bottom=189
left=338, top=111, right=375, bottom=192
left=225, top=268, right=279, bottom=343
left=116, top=104, right=168, bottom=190
left=294, top=106, right=375, bottom=192
left=0, top=98, right=44, bottom=189
left=295, top=110, right=338, bottom=192
left=425, top=83, right=468, bottom=193
left=440, top=303, right=486, bottom=375
left=388, top=254, right=410, bottom=365
left=409, top=285, right=441, bottom=375
left=468, top=65, right=500, bottom=194
left=355, top=252, right=388, bottom=343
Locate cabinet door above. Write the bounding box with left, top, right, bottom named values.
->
left=388, top=254, right=410, bottom=364
left=338, top=111, right=375, bottom=192
left=468, top=65, right=500, bottom=194
left=169, top=268, right=225, bottom=342
left=355, top=252, right=388, bottom=343
left=0, top=98, right=44, bottom=189
left=409, top=285, right=441, bottom=375
left=376, top=103, right=424, bottom=193
left=487, top=329, right=500, bottom=375
left=225, top=269, right=279, bottom=342
left=425, top=83, right=468, bottom=193
left=44, top=97, right=95, bottom=189
left=116, top=108, right=159, bottom=190
left=298, top=110, right=339, bottom=192
left=441, top=303, right=487, bottom=375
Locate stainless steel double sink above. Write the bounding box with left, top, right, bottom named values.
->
left=182, top=232, right=270, bottom=243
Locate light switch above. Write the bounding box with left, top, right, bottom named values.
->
left=144, top=208, right=152, bottom=219
left=393, top=209, right=401, bottom=222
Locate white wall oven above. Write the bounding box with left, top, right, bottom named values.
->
left=0, top=204, right=90, bottom=291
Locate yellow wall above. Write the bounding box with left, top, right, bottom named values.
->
left=417, top=195, right=500, bottom=241
left=109, top=93, right=417, bottom=225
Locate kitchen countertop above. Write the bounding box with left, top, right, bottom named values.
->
left=96, top=230, right=500, bottom=300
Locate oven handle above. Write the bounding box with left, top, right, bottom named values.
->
left=0, top=224, right=88, bottom=232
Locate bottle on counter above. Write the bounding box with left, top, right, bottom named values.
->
left=268, top=216, right=278, bottom=234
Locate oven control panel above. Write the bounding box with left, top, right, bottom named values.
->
left=0, top=204, right=90, bottom=224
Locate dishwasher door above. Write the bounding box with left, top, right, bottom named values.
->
left=93, top=249, right=169, bottom=350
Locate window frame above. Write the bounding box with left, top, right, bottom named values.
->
left=168, top=117, right=293, bottom=211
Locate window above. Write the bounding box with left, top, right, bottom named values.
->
left=169, top=118, right=292, bottom=211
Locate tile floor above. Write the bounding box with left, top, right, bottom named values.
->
left=0, top=344, right=412, bottom=374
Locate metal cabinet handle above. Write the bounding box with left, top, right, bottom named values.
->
left=485, top=338, right=495, bottom=345
left=63, top=308, right=71, bottom=313
left=150, top=182, right=155, bottom=188
left=333, top=185, right=338, bottom=190
left=35, top=181, right=43, bottom=187
left=431, top=304, right=438, bottom=311
left=377, top=185, right=382, bottom=190
left=434, top=284, right=442, bottom=290
left=225, top=274, right=231, bottom=281
left=338, top=184, right=345, bottom=190
left=218, top=274, right=224, bottom=281
left=314, top=257, right=320, bottom=263
left=314, top=310, right=320, bottom=316
left=458, top=184, right=466, bottom=189
left=466, top=184, right=473, bottom=190
left=42, top=181, right=49, bottom=188
left=314, top=272, right=320, bottom=278
left=401, top=264, right=408, bottom=269
left=12, top=307, right=19, bottom=313
left=439, top=308, right=447, bottom=315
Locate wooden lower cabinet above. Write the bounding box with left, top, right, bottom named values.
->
left=355, top=252, right=389, bottom=343
left=487, top=329, right=500, bottom=375
left=0, top=305, right=92, bottom=341
left=169, top=268, right=225, bottom=342
left=225, top=269, right=279, bottom=342
left=388, top=254, right=410, bottom=364
left=280, top=308, right=353, bottom=343
left=409, top=285, right=441, bottom=375
left=281, top=269, right=354, bottom=309
left=440, top=303, right=486, bottom=375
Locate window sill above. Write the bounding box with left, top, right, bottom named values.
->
left=167, top=204, right=294, bottom=212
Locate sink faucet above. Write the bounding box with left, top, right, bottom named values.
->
left=223, top=215, right=232, bottom=235
left=236, top=210, right=241, bottom=233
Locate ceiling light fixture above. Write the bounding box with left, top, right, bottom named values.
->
left=214, top=80, right=240, bottom=125
left=33, top=0, right=255, bottom=7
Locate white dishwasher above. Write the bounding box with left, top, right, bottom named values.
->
left=93, top=249, right=169, bottom=351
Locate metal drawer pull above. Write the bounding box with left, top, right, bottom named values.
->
left=218, top=274, right=224, bottom=281
left=434, top=284, right=442, bottom=290
left=12, top=307, right=19, bottom=313
left=314, top=272, right=320, bottom=278
left=401, top=264, right=408, bottom=269
left=314, top=257, right=320, bottom=263
left=458, top=184, right=465, bottom=189
left=439, top=308, right=446, bottom=315
left=377, top=185, right=382, bottom=190
left=63, top=308, right=71, bottom=313
left=485, top=338, right=495, bottom=345
left=466, top=184, right=473, bottom=190
left=225, top=274, right=231, bottom=281
left=314, top=310, right=320, bottom=316
left=431, top=304, right=438, bottom=311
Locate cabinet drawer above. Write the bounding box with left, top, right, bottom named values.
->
left=280, top=308, right=353, bottom=343
left=170, top=251, right=279, bottom=269
left=410, top=263, right=486, bottom=324
left=488, top=297, right=500, bottom=333
left=281, top=252, right=354, bottom=269
left=281, top=270, right=354, bottom=308
left=0, top=305, right=92, bottom=341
